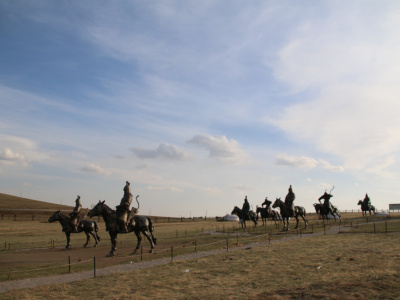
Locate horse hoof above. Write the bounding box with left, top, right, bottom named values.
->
left=148, top=249, right=153, bottom=254
left=83, top=245, right=87, bottom=248
left=106, top=253, right=114, bottom=257
left=94, top=244, right=98, bottom=248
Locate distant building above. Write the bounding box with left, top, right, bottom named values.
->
left=389, top=203, right=400, bottom=210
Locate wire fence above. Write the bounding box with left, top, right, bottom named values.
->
left=2, top=216, right=400, bottom=282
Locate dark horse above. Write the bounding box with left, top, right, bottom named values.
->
left=256, top=206, right=281, bottom=226
left=231, top=206, right=258, bottom=228
left=48, top=210, right=100, bottom=249
left=88, top=200, right=157, bottom=257
left=313, top=203, right=341, bottom=222
left=272, top=198, right=308, bottom=231
left=357, top=200, right=376, bottom=216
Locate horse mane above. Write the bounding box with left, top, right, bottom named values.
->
left=101, top=202, right=116, bottom=215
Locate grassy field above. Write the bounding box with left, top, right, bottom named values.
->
left=1, top=195, right=400, bottom=298
left=2, top=228, right=400, bottom=299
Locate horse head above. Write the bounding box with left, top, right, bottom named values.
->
left=357, top=200, right=362, bottom=205
left=231, top=206, right=240, bottom=215
left=88, top=200, right=105, bottom=218
left=48, top=210, right=61, bottom=223
left=272, top=197, right=281, bottom=209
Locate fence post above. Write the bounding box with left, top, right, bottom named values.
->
left=226, top=238, right=229, bottom=252
left=141, top=246, right=143, bottom=261
left=94, top=257, right=96, bottom=278
left=194, top=239, right=197, bottom=252
left=385, top=221, right=388, bottom=233
left=68, top=256, right=71, bottom=273
left=373, top=223, right=376, bottom=234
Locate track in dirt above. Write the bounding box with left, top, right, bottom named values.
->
left=1, top=240, right=158, bottom=270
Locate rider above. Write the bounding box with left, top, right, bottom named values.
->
left=116, top=181, right=133, bottom=233
left=262, top=197, right=272, bottom=208
left=363, top=193, right=371, bottom=209
left=284, top=185, right=295, bottom=216
left=242, top=196, right=250, bottom=220
left=318, top=191, right=334, bottom=214
left=69, top=195, right=82, bottom=232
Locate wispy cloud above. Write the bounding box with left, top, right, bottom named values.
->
left=81, top=163, right=111, bottom=175
left=0, top=148, right=29, bottom=166
left=187, top=134, right=249, bottom=165
left=276, top=154, right=344, bottom=172
left=131, top=143, right=191, bottom=161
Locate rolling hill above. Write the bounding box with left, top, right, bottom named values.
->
left=0, top=193, right=73, bottom=210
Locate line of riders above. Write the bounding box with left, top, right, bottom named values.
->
left=237, top=185, right=375, bottom=223
left=65, top=181, right=377, bottom=234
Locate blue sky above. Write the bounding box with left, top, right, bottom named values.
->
left=1, top=1, right=400, bottom=217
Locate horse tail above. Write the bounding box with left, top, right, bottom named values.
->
left=147, top=217, right=157, bottom=245
left=93, top=221, right=101, bottom=242
left=94, top=221, right=99, bottom=233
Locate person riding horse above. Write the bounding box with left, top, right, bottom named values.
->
left=116, top=181, right=133, bottom=233
left=242, top=196, right=250, bottom=220
left=284, top=185, right=295, bottom=216
left=318, top=189, right=335, bottom=215
left=69, top=195, right=82, bottom=232
left=262, top=197, right=272, bottom=208
left=363, top=193, right=372, bottom=209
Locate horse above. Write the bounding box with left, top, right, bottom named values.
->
left=231, top=206, right=258, bottom=229
left=87, top=200, right=157, bottom=257
left=357, top=200, right=376, bottom=216
left=256, top=206, right=281, bottom=226
left=272, top=198, right=308, bottom=231
left=314, top=203, right=341, bottom=222
left=48, top=210, right=100, bottom=249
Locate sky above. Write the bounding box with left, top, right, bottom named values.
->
left=1, top=1, right=400, bottom=217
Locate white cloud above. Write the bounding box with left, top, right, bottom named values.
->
left=267, top=3, right=400, bottom=174
left=276, top=154, right=318, bottom=169
left=131, top=143, right=190, bottom=161
left=81, top=163, right=111, bottom=175
left=275, top=154, right=344, bottom=172
left=187, top=134, right=249, bottom=165
left=146, top=186, right=183, bottom=193
left=0, top=148, right=29, bottom=166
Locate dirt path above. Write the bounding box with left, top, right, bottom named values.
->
left=0, top=225, right=346, bottom=293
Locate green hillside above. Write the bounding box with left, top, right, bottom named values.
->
left=0, top=193, right=73, bottom=210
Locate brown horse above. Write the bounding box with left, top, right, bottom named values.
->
left=48, top=210, right=100, bottom=248
left=231, top=206, right=258, bottom=228
left=272, top=198, right=308, bottom=231
left=88, top=200, right=156, bottom=257
left=357, top=200, right=376, bottom=216
left=256, top=206, right=281, bottom=226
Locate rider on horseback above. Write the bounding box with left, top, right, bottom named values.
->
left=363, top=193, right=371, bottom=209
left=242, top=196, right=250, bottom=220
left=318, top=190, right=334, bottom=215
left=284, top=185, right=295, bottom=217
left=262, top=197, right=272, bottom=208
left=116, top=181, right=133, bottom=233
left=69, top=195, right=82, bottom=232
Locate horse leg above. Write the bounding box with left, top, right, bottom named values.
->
left=133, top=230, right=142, bottom=253
left=142, top=230, right=155, bottom=253
left=90, top=231, right=99, bottom=247
left=294, top=216, right=299, bottom=229
left=107, top=233, right=117, bottom=257
left=83, top=232, right=90, bottom=247
left=65, top=232, right=71, bottom=249
left=302, top=215, right=308, bottom=229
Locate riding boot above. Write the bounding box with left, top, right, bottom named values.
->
left=119, top=220, right=128, bottom=233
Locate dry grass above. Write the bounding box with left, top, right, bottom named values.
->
left=0, top=193, right=72, bottom=210
left=2, top=232, right=400, bottom=299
